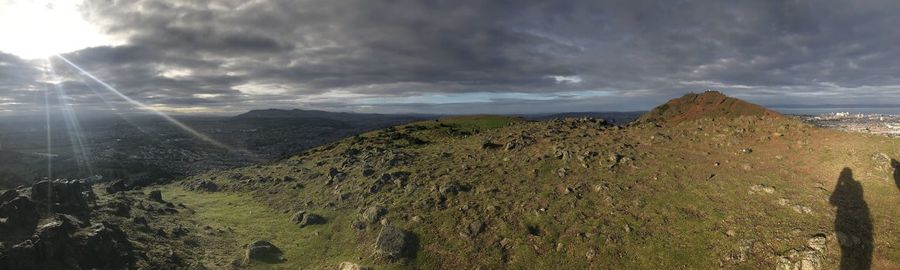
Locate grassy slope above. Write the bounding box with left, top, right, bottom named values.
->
left=165, top=115, right=900, bottom=269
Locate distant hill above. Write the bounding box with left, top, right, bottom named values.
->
left=637, top=91, right=782, bottom=124
left=234, top=109, right=432, bottom=121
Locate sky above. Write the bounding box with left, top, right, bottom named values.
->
left=2, top=0, right=900, bottom=115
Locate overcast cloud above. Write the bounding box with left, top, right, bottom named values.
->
left=2, top=0, right=900, bottom=115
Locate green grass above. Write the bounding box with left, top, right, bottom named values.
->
left=162, top=186, right=388, bottom=269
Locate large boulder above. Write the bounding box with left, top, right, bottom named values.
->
left=244, top=240, right=283, bottom=263
left=374, top=225, right=412, bottom=260
left=30, top=181, right=91, bottom=216
left=0, top=196, right=40, bottom=241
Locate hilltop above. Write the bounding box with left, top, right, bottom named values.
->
left=637, top=91, right=783, bottom=124
left=2, top=92, right=899, bottom=269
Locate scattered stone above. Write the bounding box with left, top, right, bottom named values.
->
left=300, top=213, right=326, bottom=227
left=749, top=184, right=775, bottom=194
left=791, top=205, right=812, bottom=214
left=467, top=220, right=485, bottom=236
left=374, top=225, right=411, bottom=260
left=725, top=229, right=737, bottom=237
left=244, top=240, right=283, bottom=263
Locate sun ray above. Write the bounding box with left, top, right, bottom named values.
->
left=76, top=76, right=151, bottom=135
left=54, top=54, right=237, bottom=152
left=48, top=61, right=94, bottom=176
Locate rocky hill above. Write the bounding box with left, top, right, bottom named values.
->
left=637, top=90, right=783, bottom=124
left=3, top=93, right=899, bottom=269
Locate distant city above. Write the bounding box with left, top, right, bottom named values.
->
left=801, top=112, right=900, bottom=137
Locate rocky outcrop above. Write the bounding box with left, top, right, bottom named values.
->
left=0, top=196, right=40, bottom=241
left=0, top=215, right=134, bottom=270
left=30, top=180, right=91, bottom=217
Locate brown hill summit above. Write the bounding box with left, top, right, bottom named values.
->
left=637, top=90, right=783, bottom=124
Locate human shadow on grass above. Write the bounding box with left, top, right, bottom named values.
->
left=829, top=168, right=873, bottom=270
left=892, top=159, right=900, bottom=191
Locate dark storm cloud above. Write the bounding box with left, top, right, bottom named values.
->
left=3, top=0, right=900, bottom=115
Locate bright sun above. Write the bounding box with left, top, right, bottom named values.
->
left=0, top=0, right=116, bottom=59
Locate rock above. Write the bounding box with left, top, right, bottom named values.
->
left=806, top=234, right=827, bottom=253
left=244, top=240, right=283, bottom=263
left=467, top=220, right=485, bottom=236
left=290, top=210, right=307, bottom=224
left=0, top=196, right=40, bottom=241
left=749, top=184, right=775, bottom=194
left=0, top=189, right=18, bottom=203
left=504, top=141, right=517, bottom=150
left=374, top=225, right=411, bottom=260
left=329, top=168, right=347, bottom=181
left=30, top=180, right=91, bottom=216
left=148, top=190, right=164, bottom=202
left=362, top=167, right=376, bottom=177
left=105, top=180, right=128, bottom=194
left=791, top=205, right=812, bottom=214
left=361, top=205, right=387, bottom=224
left=339, top=262, right=371, bottom=270
left=72, top=222, right=135, bottom=270
left=481, top=141, right=502, bottom=149
left=102, top=198, right=132, bottom=217
left=556, top=168, right=567, bottom=178
left=439, top=182, right=461, bottom=196
left=300, top=213, right=325, bottom=227
left=189, top=180, right=219, bottom=192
